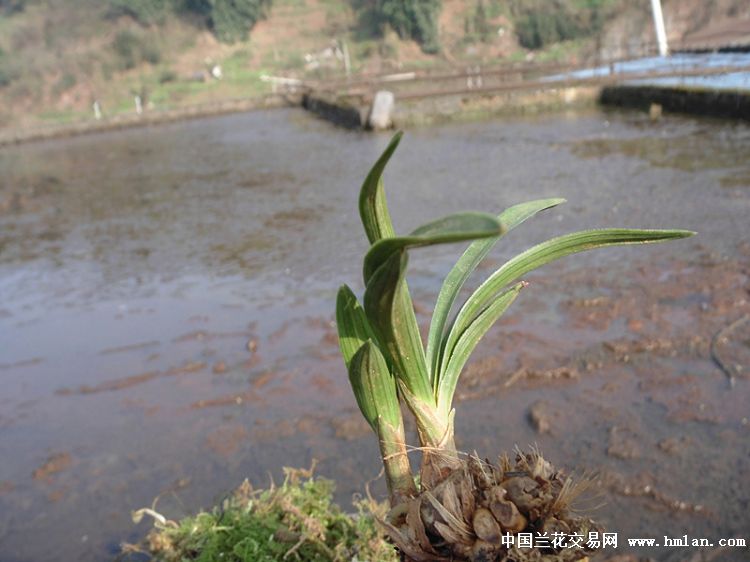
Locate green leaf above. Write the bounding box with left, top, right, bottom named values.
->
left=363, top=212, right=504, bottom=283
left=443, top=228, right=695, bottom=368
left=359, top=132, right=402, bottom=244
left=426, top=198, right=566, bottom=381
left=436, top=282, right=525, bottom=416
left=335, top=285, right=376, bottom=368
left=348, top=340, right=401, bottom=431
left=364, top=251, right=434, bottom=404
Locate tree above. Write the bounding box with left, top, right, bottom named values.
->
left=107, top=0, right=272, bottom=44
left=208, top=0, right=271, bottom=43
left=360, top=0, right=443, bottom=54
left=108, top=0, right=170, bottom=25
left=0, top=0, right=27, bottom=15
left=511, top=0, right=617, bottom=50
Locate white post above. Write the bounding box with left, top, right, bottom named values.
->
left=342, top=40, right=351, bottom=78
left=650, top=0, right=669, bottom=57
left=134, top=95, right=143, bottom=115
left=93, top=101, right=102, bottom=120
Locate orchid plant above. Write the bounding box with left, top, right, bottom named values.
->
left=335, top=132, right=693, bottom=510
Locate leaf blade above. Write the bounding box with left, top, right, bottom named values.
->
left=436, top=282, right=525, bottom=415
left=335, top=285, right=375, bottom=368
left=364, top=251, right=434, bottom=404
left=443, top=228, right=695, bottom=369
left=348, top=340, right=401, bottom=431
left=426, top=198, right=566, bottom=382
left=359, top=132, right=402, bottom=244
left=363, top=212, right=504, bottom=283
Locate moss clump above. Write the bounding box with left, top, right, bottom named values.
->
left=129, top=467, right=398, bottom=562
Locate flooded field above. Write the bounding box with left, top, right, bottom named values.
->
left=0, top=108, right=748, bottom=562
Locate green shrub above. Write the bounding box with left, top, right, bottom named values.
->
left=112, top=30, right=140, bottom=69
left=0, top=68, right=13, bottom=88
left=158, top=68, right=178, bottom=83
left=54, top=72, right=77, bottom=94
left=108, top=0, right=170, bottom=25
left=0, top=0, right=27, bottom=15
left=465, top=0, right=492, bottom=43
left=107, top=0, right=273, bottom=44
left=179, top=0, right=212, bottom=16
left=377, top=0, right=442, bottom=54
left=351, top=0, right=442, bottom=53
left=473, top=0, right=492, bottom=42
left=111, top=30, right=161, bottom=70
left=511, top=0, right=616, bottom=50
left=209, top=0, right=272, bottom=43
left=140, top=36, right=162, bottom=64
left=0, top=51, right=17, bottom=88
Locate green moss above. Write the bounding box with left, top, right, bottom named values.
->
left=132, top=468, right=398, bottom=562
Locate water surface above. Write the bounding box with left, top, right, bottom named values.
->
left=1, top=108, right=749, bottom=561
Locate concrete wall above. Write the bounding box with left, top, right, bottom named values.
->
left=392, top=87, right=601, bottom=127
left=600, top=85, right=750, bottom=120
left=301, top=93, right=366, bottom=129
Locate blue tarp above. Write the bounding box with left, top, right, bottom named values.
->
left=544, top=53, right=750, bottom=91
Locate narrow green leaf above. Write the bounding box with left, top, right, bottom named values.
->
left=364, top=251, right=434, bottom=404
left=357, top=133, right=434, bottom=417
left=348, top=340, right=401, bottom=431
left=426, top=198, right=566, bottom=381
left=443, top=228, right=695, bottom=368
left=359, top=132, right=402, bottom=244
left=436, top=282, right=525, bottom=416
left=363, top=212, right=504, bottom=283
left=335, top=285, right=376, bottom=368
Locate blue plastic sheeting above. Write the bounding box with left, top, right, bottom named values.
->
left=544, top=53, right=750, bottom=91
left=627, top=70, right=750, bottom=90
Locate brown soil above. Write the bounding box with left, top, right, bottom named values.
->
left=190, top=389, right=260, bottom=410
left=32, top=453, right=72, bottom=482
left=56, top=360, right=207, bottom=395
left=204, top=423, right=249, bottom=459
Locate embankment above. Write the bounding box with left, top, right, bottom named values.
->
left=4, top=83, right=750, bottom=147
left=300, top=86, right=601, bottom=130
left=599, top=85, right=750, bottom=121
left=0, top=95, right=296, bottom=147
left=393, top=86, right=600, bottom=127
left=300, top=93, right=366, bottom=129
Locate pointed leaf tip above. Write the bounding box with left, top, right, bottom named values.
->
left=358, top=133, right=405, bottom=244
left=448, top=227, right=698, bottom=370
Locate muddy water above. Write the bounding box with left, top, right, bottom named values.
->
left=0, top=108, right=748, bottom=561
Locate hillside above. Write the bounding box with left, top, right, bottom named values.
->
left=0, top=0, right=747, bottom=130
left=597, top=0, right=750, bottom=58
